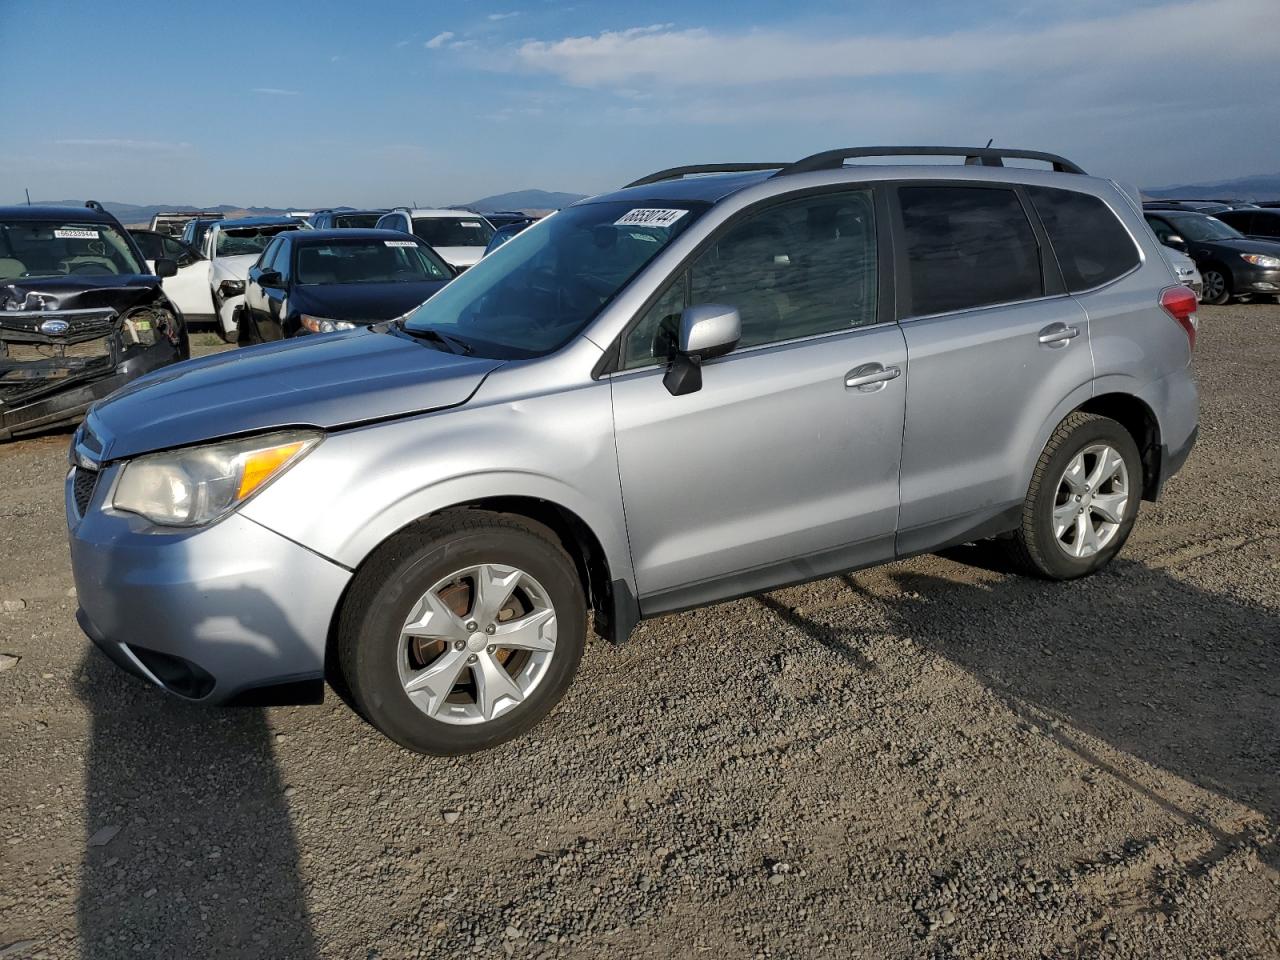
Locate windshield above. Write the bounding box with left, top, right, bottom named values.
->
left=1170, top=215, right=1243, bottom=242
left=215, top=225, right=298, bottom=257
left=335, top=213, right=384, bottom=229
left=295, top=238, right=452, bottom=284
left=403, top=200, right=706, bottom=358
left=412, top=216, right=495, bottom=248
left=0, top=219, right=146, bottom=282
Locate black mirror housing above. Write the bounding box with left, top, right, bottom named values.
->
left=258, top=269, right=283, bottom=287
left=153, top=257, right=178, bottom=279
left=663, top=352, right=703, bottom=396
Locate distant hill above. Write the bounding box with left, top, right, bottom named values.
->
left=457, top=189, right=586, bottom=212
left=33, top=200, right=298, bottom=227
left=1145, top=173, right=1280, bottom=202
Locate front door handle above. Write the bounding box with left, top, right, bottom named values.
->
left=1038, top=323, right=1080, bottom=346
left=845, top=362, right=901, bottom=392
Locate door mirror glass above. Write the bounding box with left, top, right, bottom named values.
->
left=664, top=304, right=741, bottom=397
left=153, top=257, right=178, bottom=279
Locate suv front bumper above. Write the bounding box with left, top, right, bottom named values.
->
left=67, top=464, right=351, bottom=704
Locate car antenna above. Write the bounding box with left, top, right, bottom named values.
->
left=25, top=187, right=31, bottom=206
left=984, top=138, right=994, bottom=148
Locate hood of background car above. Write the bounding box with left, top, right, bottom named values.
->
left=84, top=326, right=503, bottom=461
left=0, top=274, right=161, bottom=314
left=210, top=254, right=257, bottom=280
left=433, top=246, right=485, bottom=269
left=1199, top=237, right=1280, bottom=257
left=289, top=280, right=449, bottom=322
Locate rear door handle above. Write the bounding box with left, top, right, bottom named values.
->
left=1038, top=323, right=1080, bottom=346
left=845, top=362, right=901, bottom=392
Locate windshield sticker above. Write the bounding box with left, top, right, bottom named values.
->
left=460, top=221, right=483, bottom=228
left=54, top=228, right=99, bottom=240
left=384, top=240, right=417, bottom=248
left=614, top=208, right=688, bottom=229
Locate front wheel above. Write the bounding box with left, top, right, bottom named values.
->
left=337, top=511, right=586, bottom=755
left=1003, top=412, right=1142, bottom=580
left=1200, top=266, right=1230, bottom=305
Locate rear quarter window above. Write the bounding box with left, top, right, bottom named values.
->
left=1028, top=187, right=1140, bottom=292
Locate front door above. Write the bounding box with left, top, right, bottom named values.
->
left=610, top=188, right=906, bottom=614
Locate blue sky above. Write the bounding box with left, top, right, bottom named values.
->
left=1, top=0, right=1276, bottom=207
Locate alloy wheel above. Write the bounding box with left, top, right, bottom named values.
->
left=1052, top=443, right=1130, bottom=559
left=1202, top=270, right=1226, bottom=302
left=396, top=563, right=558, bottom=725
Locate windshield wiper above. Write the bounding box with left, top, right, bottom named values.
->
left=393, top=319, right=473, bottom=355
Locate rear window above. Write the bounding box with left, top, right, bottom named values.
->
left=1028, top=187, right=1139, bottom=292
left=898, top=186, right=1042, bottom=317
left=334, top=214, right=384, bottom=229
left=412, top=216, right=495, bottom=248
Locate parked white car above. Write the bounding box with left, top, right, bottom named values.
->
left=374, top=209, right=495, bottom=271
left=201, top=217, right=303, bottom=341
left=129, top=229, right=216, bottom=322
left=1161, top=246, right=1204, bottom=301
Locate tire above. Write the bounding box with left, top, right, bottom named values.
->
left=1200, top=266, right=1230, bottom=305
left=337, top=510, right=586, bottom=755
left=1002, top=412, right=1142, bottom=580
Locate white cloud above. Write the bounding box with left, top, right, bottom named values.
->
left=450, top=39, right=476, bottom=50
left=425, top=31, right=455, bottom=49
left=514, top=1, right=1274, bottom=88
left=487, top=11, right=520, bottom=21
left=252, top=87, right=300, bottom=96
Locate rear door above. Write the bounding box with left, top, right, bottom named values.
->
left=892, top=182, right=1093, bottom=554
left=610, top=187, right=907, bottom=613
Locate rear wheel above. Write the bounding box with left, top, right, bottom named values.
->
left=1200, top=266, right=1230, bottom=305
left=337, top=511, right=586, bottom=755
left=1003, top=412, right=1142, bottom=580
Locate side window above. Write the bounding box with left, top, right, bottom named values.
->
left=621, top=190, right=878, bottom=368
left=275, top=241, right=292, bottom=280
left=1145, top=216, right=1174, bottom=243
left=898, top=186, right=1042, bottom=317
left=1028, top=186, right=1140, bottom=292
left=130, top=231, right=164, bottom=262
left=1255, top=214, right=1280, bottom=239
left=259, top=238, right=283, bottom=272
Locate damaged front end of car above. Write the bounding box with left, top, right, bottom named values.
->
left=0, top=282, right=188, bottom=441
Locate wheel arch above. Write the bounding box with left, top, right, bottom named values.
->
left=1075, top=392, right=1162, bottom=501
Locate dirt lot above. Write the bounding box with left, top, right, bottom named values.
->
left=1, top=306, right=1277, bottom=959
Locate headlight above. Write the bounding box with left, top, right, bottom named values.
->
left=1240, top=253, right=1280, bottom=268
left=217, top=279, right=245, bottom=300
left=300, top=314, right=355, bottom=333
left=111, top=430, right=321, bottom=526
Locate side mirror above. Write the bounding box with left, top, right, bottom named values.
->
left=153, top=257, right=178, bottom=279
left=1164, top=234, right=1187, bottom=251
left=663, top=304, right=741, bottom=397
left=258, top=269, right=283, bottom=287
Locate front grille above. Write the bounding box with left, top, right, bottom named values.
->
left=72, top=466, right=99, bottom=515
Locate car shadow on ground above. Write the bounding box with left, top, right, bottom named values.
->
left=74, top=587, right=317, bottom=958
left=764, top=548, right=1279, bottom=862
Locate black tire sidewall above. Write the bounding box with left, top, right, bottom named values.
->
left=1031, top=420, right=1142, bottom=580
left=1201, top=268, right=1230, bottom=305
left=346, top=525, right=585, bottom=755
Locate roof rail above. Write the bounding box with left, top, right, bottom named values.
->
left=778, top=146, right=1086, bottom=177
left=624, top=162, right=791, bottom=189
left=84, top=200, right=106, bottom=212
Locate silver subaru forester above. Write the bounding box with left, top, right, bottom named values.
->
left=66, top=146, right=1199, bottom=754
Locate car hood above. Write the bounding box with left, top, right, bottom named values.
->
left=0, top=274, right=162, bottom=314
left=211, top=254, right=257, bottom=280
left=84, top=326, right=503, bottom=461
left=1201, top=237, right=1280, bottom=257
left=433, top=246, right=485, bottom=269
left=290, top=280, right=449, bottom=323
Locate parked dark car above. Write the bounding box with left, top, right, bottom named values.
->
left=1214, top=208, right=1280, bottom=243
left=1143, top=200, right=1231, bottom=215
left=1144, top=210, right=1280, bottom=304
left=0, top=203, right=188, bottom=440
left=480, top=210, right=536, bottom=229
left=482, top=219, right=536, bottom=256
left=241, top=228, right=454, bottom=340
left=180, top=216, right=223, bottom=250
left=308, top=209, right=389, bottom=229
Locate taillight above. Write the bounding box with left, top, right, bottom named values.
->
left=1160, top=285, right=1198, bottom=352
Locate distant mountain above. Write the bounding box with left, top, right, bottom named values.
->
left=1144, top=173, right=1280, bottom=202
left=457, top=189, right=586, bottom=213
left=32, top=200, right=298, bottom=226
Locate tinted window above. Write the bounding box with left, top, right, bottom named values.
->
left=130, top=231, right=164, bottom=261
left=294, top=239, right=451, bottom=284
left=1254, top=212, right=1280, bottom=238
left=623, top=190, right=878, bottom=368
left=1028, top=186, right=1139, bottom=292
left=1214, top=210, right=1252, bottom=232
left=898, top=186, right=1042, bottom=316
left=1145, top=216, right=1175, bottom=243
left=0, top=219, right=145, bottom=281
left=412, top=216, right=495, bottom=247
left=259, top=238, right=284, bottom=273
left=334, top=213, right=384, bottom=229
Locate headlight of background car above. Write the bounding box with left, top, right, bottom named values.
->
left=1240, top=253, right=1280, bottom=268
left=111, top=429, right=321, bottom=526
left=300, top=314, right=355, bottom=333
left=216, top=279, right=245, bottom=300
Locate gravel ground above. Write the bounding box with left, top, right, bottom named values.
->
left=1, top=305, right=1277, bottom=959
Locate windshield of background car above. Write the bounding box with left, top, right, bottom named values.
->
left=334, top=214, right=384, bottom=229
left=0, top=220, right=145, bottom=281
left=295, top=239, right=452, bottom=284
left=215, top=225, right=298, bottom=257
left=403, top=200, right=708, bottom=358
left=412, top=216, right=496, bottom=247
left=1172, top=215, right=1243, bottom=242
